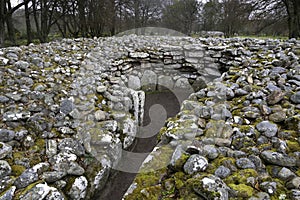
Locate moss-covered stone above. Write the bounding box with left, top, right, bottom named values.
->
left=228, top=183, right=254, bottom=198
left=172, top=153, right=189, bottom=172
left=174, top=172, right=186, bottom=190
left=286, top=140, right=300, bottom=152
left=15, top=180, right=43, bottom=199
left=11, top=165, right=26, bottom=176
left=224, top=169, right=258, bottom=185
left=29, top=138, right=45, bottom=152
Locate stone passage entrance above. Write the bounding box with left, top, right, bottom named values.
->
left=89, top=40, right=228, bottom=199
left=86, top=37, right=229, bottom=200
left=94, top=88, right=185, bottom=199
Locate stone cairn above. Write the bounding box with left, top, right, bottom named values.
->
left=0, top=35, right=299, bottom=200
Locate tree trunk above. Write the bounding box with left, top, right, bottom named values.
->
left=290, top=0, right=300, bottom=38
left=32, top=0, right=41, bottom=38
left=40, top=0, right=49, bottom=42
left=134, top=0, right=140, bottom=34
left=24, top=0, right=32, bottom=44
left=78, top=0, right=87, bottom=37
left=110, top=0, right=116, bottom=36
left=0, top=0, right=5, bottom=47
left=5, top=0, right=16, bottom=45
left=283, top=0, right=300, bottom=38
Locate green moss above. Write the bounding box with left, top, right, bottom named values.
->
left=271, top=179, right=288, bottom=199
left=228, top=184, right=254, bottom=198
left=11, top=165, right=26, bottom=176
left=213, top=156, right=235, bottom=167
left=125, top=145, right=174, bottom=199
left=287, top=140, right=300, bottom=152
left=13, top=151, right=25, bottom=160
left=29, top=139, right=45, bottom=152
left=174, top=172, right=185, bottom=189
left=157, top=127, right=167, bottom=141
left=64, top=176, right=77, bottom=194
left=29, top=154, right=42, bottom=167
left=173, top=153, right=189, bottom=171
left=224, top=169, right=258, bottom=185
left=238, top=125, right=253, bottom=133
left=15, top=180, right=43, bottom=199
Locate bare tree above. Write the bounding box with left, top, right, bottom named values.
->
left=249, top=0, right=299, bottom=38
left=162, top=0, right=201, bottom=35
left=0, top=0, right=29, bottom=47
left=282, top=0, right=300, bottom=38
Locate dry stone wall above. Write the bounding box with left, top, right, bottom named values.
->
left=0, top=35, right=299, bottom=200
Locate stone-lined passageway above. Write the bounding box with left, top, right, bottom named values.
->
left=95, top=89, right=182, bottom=200
left=0, top=36, right=299, bottom=199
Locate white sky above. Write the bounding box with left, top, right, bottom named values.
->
left=11, top=0, right=19, bottom=7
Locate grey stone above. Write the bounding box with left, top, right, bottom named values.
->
left=260, top=182, right=277, bottom=195
left=287, top=177, right=300, bottom=189
left=215, top=165, right=231, bottom=179
left=60, top=99, right=74, bottom=114
left=95, top=110, right=107, bottom=121
left=0, top=160, right=11, bottom=177
left=49, top=152, right=77, bottom=173
left=2, top=111, right=31, bottom=122
left=269, top=110, right=286, bottom=122
left=15, top=168, right=38, bottom=189
left=193, top=175, right=229, bottom=200
left=96, top=85, right=107, bottom=93
left=42, top=171, right=67, bottom=183
left=291, top=92, right=300, bottom=104
left=278, top=167, right=295, bottom=180
left=15, top=163, right=49, bottom=189
left=267, top=90, right=285, bottom=105
left=58, top=138, right=85, bottom=156
left=290, top=189, right=300, bottom=200
left=128, top=75, right=141, bottom=90
left=261, top=151, right=297, bottom=167
left=6, top=93, right=22, bottom=101
left=0, top=142, right=12, bottom=159
left=194, top=106, right=213, bottom=119
left=256, top=121, right=278, bottom=138
left=45, top=187, right=65, bottom=200
left=67, top=162, right=85, bottom=175
left=129, top=52, right=149, bottom=58
left=248, top=192, right=270, bottom=200
left=20, top=183, right=52, bottom=200
left=58, top=127, right=75, bottom=135
left=205, top=120, right=233, bottom=139
left=174, top=78, right=191, bottom=90
left=203, top=145, right=219, bottom=160
left=14, top=60, right=29, bottom=70
left=141, top=70, right=157, bottom=91
left=0, top=186, right=16, bottom=200
left=157, top=75, right=174, bottom=91
left=183, top=155, right=208, bottom=174
left=66, top=176, right=88, bottom=200
left=0, top=56, right=9, bottom=65
left=0, top=129, right=15, bottom=142
left=236, top=158, right=256, bottom=169
left=169, top=145, right=185, bottom=169
left=0, top=96, right=9, bottom=103
left=46, top=140, right=57, bottom=158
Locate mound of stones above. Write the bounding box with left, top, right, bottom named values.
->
left=0, top=35, right=299, bottom=200
left=124, top=37, right=300, bottom=200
